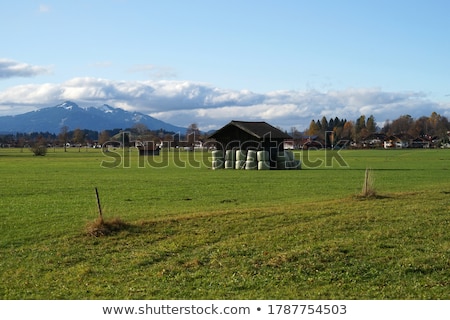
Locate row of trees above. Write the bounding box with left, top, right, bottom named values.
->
left=0, top=124, right=199, bottom=149
left=301, top=112, right=450, bottom=144
left=2, top=112, right=450, bottom=150
left=0, top=128, right=116, bottom=148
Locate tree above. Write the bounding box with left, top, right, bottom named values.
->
left=366, top=115, right=376, bottom=134
left=59, top=126, right=69, bottom=152
left=290, top=126, right=300, bottom=138
left=320, top=116, right=328, bottom=131
left=333, top=125, right=343, bottom=143
left=306, top=120, right=320, bottom=136
left=381, top=120, right=392, bottom=135
left=390, top=115, right=413, bottom=135
left=412, top=116, right=428, bottom=137
left=73, top=128, right=85, bottom=145
left=350, top=115, right=367, bottom=141
left=132, top=123, right=150, bottom=138
left=428, top=112, right=450, bottom=139
left=356, top=115, right=366, bottom=131
left=98, top=130, right=111, bottom=146
left=186, top=123, right=200, bottom=145
left=341, top=121, right=354, bottom=140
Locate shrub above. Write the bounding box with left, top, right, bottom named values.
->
left=30, top=144, right=47, bottom=156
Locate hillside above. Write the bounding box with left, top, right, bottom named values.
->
left=0, top=101, right=187, bottom=134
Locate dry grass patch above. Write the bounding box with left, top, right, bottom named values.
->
left=85, top=217, right=129, bottom=237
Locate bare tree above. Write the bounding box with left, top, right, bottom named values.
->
left=98, top=130, right=111, bottom=149
left=59, top=126, right=69, bottom=152
left=186, top=123, right=200, bottom=146
left=73, top=128, right=85, bottom=145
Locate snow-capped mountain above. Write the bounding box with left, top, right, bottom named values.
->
left=0, top=101, right=187, bottom=134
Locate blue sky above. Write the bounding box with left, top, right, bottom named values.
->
left=1, top=0, right=449, bottom=131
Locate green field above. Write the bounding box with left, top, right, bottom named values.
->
left=1, top=147, right=450, bottom=299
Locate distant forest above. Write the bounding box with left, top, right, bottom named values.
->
left=293, top=111, right=450, bottom=145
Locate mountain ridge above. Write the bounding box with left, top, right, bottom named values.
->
left=0, top=101, right=187, bottom=134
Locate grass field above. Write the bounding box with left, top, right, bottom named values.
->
left=1, top=147, right=450, bottom=299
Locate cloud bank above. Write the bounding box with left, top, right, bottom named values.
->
left=0, top=77, right=448, bottom=131
left=0, top=59, right=51, bottom=79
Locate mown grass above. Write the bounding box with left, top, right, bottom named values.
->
left=1, top=147, right=450, bottom=299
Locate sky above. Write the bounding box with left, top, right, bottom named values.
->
left=1, top=0, right=450, bottom=132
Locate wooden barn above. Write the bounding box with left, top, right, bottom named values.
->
left=207, top=120, right=293, bottom=169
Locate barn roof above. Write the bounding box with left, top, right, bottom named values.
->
left=208, top=120, right=292, bottom=140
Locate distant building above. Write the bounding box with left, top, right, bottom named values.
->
left=383, top=134, right=413, bottom=149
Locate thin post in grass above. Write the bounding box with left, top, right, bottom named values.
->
left=95, top=187, right=104, bottom=223
left=362, top=167, right=376, bottom=197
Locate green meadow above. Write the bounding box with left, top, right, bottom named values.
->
left=1, top=147, right=450, bottom=299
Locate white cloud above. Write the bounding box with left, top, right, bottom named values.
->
left=38, top=4, right=51, bottom=13
left=0, top=83, right=60, bottom=105
left=0, top=59, right=52, bottom=79
left=0, top=76, right=448, bottom=131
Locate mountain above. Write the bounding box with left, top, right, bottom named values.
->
left=0, top=101, right=187, bottom=134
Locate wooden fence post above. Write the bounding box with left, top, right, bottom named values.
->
left=95, top=187, right=103, bottom=223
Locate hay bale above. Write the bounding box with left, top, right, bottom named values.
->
left=211, top=150, right=223, bottom=159
left=225, top=149, right=235, bottom=161
left=225, top=160, right=234, bottom=169
left=257, top=151, right=269, bottom=161
left=212, top=159, right=224, bottom=170
left=258, top=161, right=270, bottom=170
left=236, top=150, right=247, bottom=161
left=247, top=150, right=257, bottom=161
left=245, top=160, right=257, bottom=170
left=235, top=160, right=245, bottom=169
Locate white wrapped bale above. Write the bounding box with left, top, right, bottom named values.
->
left=258, top=161, right=270, bottom=170
left=225, top=149, right=235, bottom=161
left=211, top=150, right=223, bottom=159
left=212, top=159, right=224, bottom=170
left=257, top=150, right=269, bottom=161
left=236, top=150, right=247, bottom=161
left=245, top=160, right=257, bottom=170
left=235, top=160, right=245, bottom=169
left=247, top=150, right=257, bottom=161
left=225, top=160, right=234, bottom=169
